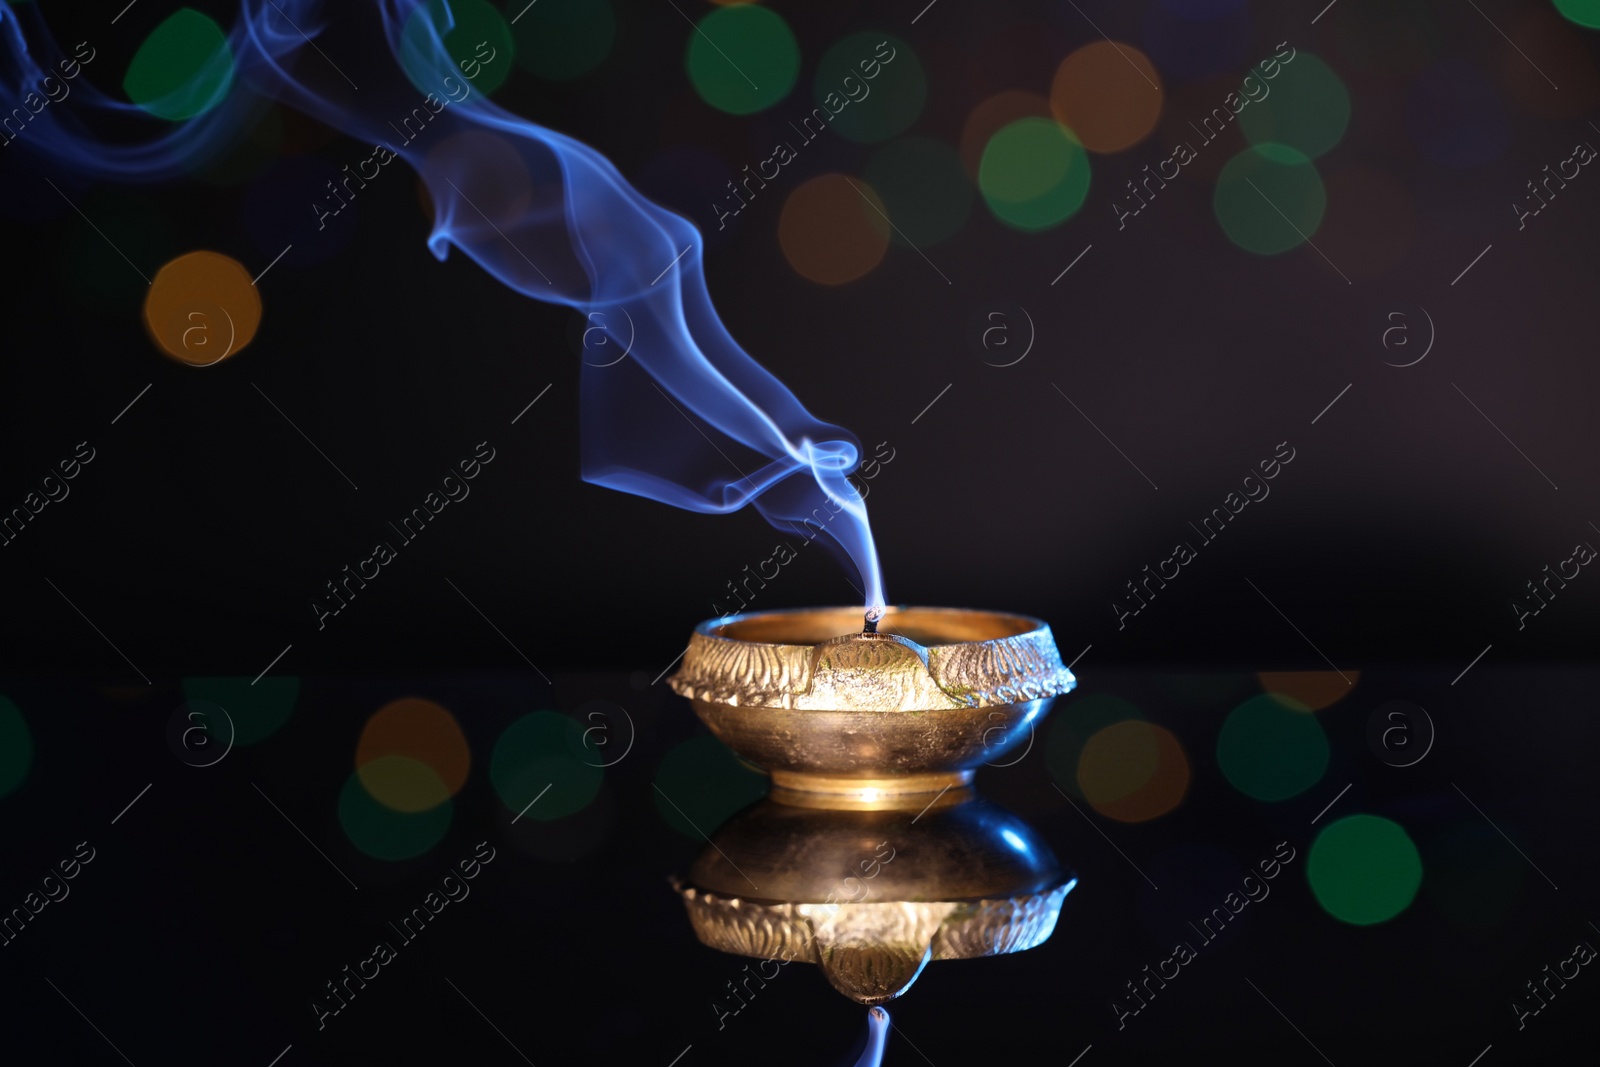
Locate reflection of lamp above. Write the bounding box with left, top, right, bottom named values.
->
left=669, top=606, right=1077, bottom=799
left=673, top=790, right=1076, bottom=1004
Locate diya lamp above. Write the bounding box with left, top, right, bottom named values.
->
left=668, top=605, right=1079, bottom=1010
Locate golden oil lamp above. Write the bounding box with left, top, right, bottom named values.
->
left=667, top=606, right=1079, bottom=1005
left=667, top=605, right=1077, bottom=798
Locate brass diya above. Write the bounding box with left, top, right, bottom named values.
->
left=674, top=791, right=1076, bottom=1004
left=668, top=606, right=1077, bottom=797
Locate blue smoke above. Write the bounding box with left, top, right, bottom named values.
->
left=0, top=0, right=885, bottom=608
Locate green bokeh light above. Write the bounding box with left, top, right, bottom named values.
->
left=1213, top=144, right=1326, bottom=255
left=490, top=711, right=602, bottom=821
left=686, top=5, right=799, bottom=115
left=1239, top=53, right=1350, bottom=160
left=182, top=676, right=299, bottom=746
left=1308, top=814, right=1423, bottom=925
left=123, top=8, right=235, bottom=120
left=0, top=696, right=33, bottom=799
left=339, top=768, right=452, bottom=860
left=978, top=117, right=1091, bottom=231
left=1215, top=693, right=1328, bottom=801
left=862, top=137, right=972, bottom=247
left=401, top=0, right=515, bottom=96
left=813, top=33, right=924, bottom=144
left=1045, top=693, right=1144, bottom=797
left=652, top=735, right=766, bottom=839
left=1553, top=0, right=1600, bottom=30
left=511, top=0, right=615, bottom=80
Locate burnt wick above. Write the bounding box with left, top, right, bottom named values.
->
left=863, top=606, right=884, bottom=635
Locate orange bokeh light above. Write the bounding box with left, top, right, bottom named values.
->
left=143, top=251, right=262, bottom=366
left=1258, top=671, right=1362, bottom=712
left=356, top=698, right=471, bottom=798
left=1079, top=720, right=1190, bottom=823
left=1050, top=41, right=1164, bottom=154
left=778, top=174, right=889, bottom=285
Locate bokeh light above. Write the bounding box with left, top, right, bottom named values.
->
left=1307, top=814, right=1423, bottom=925
left=1050, top=41, right=1164, bottom=154
left=182, top=676, right=298, bottom=746
left=686, top=5, right=799, bottom=115
left=339, top=768, right=452, bottom=860
left=401, top=0, right=515, bottom=96
left=356, top=698, right=470, bottom=811
left=1256, top=671, right=1360, bottom=712
left=959, top=91, right=1049, bottom=179
left=490, top=711, right=601, bottom=821
left=1554, top=0, right=1600, bottom=30
left=1046, top=692, right=1144, bottom=796
left=778, top=174, right=889, bottom=285
left=1216, top=693, right=1328, bottom=801
left=1212, top=144, right=1325, bottom=255
left=511, top=0, right=615, bottom=81
left=0, top=696, right=32, bottom=799
left=355, top=755, right=452, bottom=814
left=144, top=251, right=262, bottom=366
left=1078, top=720, right=1190, bottom=823
left=1238, top=53, right=1350, bottom=160
left=814, top=33, right=924, bottom=143
left=862, top=137, right=972, bottom=247
left=979, top=117, right=1091, bottom=231
left=652, top=735, right=766, bottom=839
left=124, top=8, right=235, bottom=121
left=1405, top=59, right=1510, bottom=169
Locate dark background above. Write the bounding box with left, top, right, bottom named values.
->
left=2, top=0, right=1597, bottom=679
left=3, top=3, right=1600, bottom=1065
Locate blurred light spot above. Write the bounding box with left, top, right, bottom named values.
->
left=1046, top=693, right=1144, bottom=797
left=814, top=33, right=924, bottom=143
left=356, top=754, right=452, bottom=813
left=1216, top=693, right=1328, bottom=801
left=1213, top=144, right=1325, bottom=254
left=1307, top=814, right=1423, bottom=925
left=652, top=735, right=766, bottom=839
left=1078, top=720, right=1190, bottom=823
left=1405, top=59, right=1511, bottom=169
left=1142, top=1, right=1253, bottom=85
left=124, top=8, right=234, bottom=120
left=0, top=696, right=32, bottom=799
left=1256, top=670, right=1360, bottom=712
left=686, top=5, right=799, bottom=115
left=512, top=0, right=615, bottom=81
left=1050, top=41, right=1164, bottom=153
left=959, top=91, right=1050, bottom=180
left=979, top=117, right=1091, bottom=231
left=357, top=697, right=470, bottom=803
left=338, top=769, right=452, bottom=860
left=401, top=0, right=515, bottom=96
left=1000, top=827, right=1027, bottom=852
left=1331, top=0, right=1440, bottom=79
left=1238, top=53, right=1350, bottom=160
left=862, top=137, right=972, bottom=247
left=1554, top=0, right=1600, bottom=29
left=778, top=173, right=888, bottom=284
left=1422, top=821, right=1524, bottom=929
left=181, top=676, right=298, bottom=745
left=490, top=711, right=601, bottom=821
left=1316, top=166, right=1417, bottom=281
left=143, top=251, right=261, bottom=366
left=1502, top=9, right=1600, bottom=119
